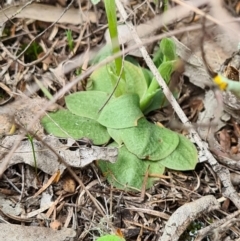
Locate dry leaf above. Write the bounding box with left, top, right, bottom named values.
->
left=62, top=176, right=76, bottom=193
left=50, top=220, right=62, bottom=230
left=53, top=170, right=61, bottom=183
left=218, top=129, right=231, bottom=152
left=236, top=2, right=240, bottom=14
left=0, top=3, right=98, bottom=24
left=0, top=135, right=118, bottom=175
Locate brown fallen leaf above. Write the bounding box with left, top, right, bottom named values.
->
left=0, top=135, right=118, bottom=175
left=62, top=176, right=76, bottom=193
left=50, top=219, right=62, bottom=230
left=218, top=129, right=231, bottom=153
left=236, top=2, right=240, bottom=14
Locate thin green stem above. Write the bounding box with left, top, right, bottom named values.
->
left=27, top=134, right=38, bottom=175
left=163, top=0, right=168, bottom=12
left=104, top=0, right=124, bottom=78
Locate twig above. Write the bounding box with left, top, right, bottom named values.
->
left=173, top=0, right=240, bottom=38
left=195, top=210, right=240, bottom=241
left=200, top=17, right=217, bottom=78
left=3, top=173, right=22, bottom=194
left=19, top=164, right=25, bottom=202
left=159, top=195, right=220, bottom=241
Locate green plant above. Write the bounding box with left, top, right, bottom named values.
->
left=66, top=29, right=74, bottom=52
left=163, top=0, right=169, bottom=12
left=96, top=235, right=125, bottom=241
left=41, top=38, right=197, bottom=191
left=104, top=0, right=124, bottom=79
left=20, top=41, right=43, bottom=63
left=34, top=77, right=53, bottom=100
left=180, top=221, right=205, bottom=241
left=41, top=0, right=197, bottom=191
left=27, top=134, right=38, bottom=175
left=75, top=67, right=82, bottom=76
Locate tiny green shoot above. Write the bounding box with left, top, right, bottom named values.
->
left=27, top=134, right=38, bottom=175
left=96, top=234, right=125, bottom=241
left=66, top=29, right=74, bottom=52
left=34, top=77, right=53, bottom=100
left=20, top=41, right=43, bottom=63
left=75, top=67, right=82, bottom=76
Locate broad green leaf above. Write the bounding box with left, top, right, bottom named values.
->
left=108, top=64, right=125, bottom=96
left=145, top=59, right=175, bottom=95
left=98, top=144, right=165, bottom=190
left=65, top=91, right=110, bottom=120
left=87, top=61, right=148, bottom=100
left=125, top=56, right=140, bottom=66
left=87, top=65, right=112, bottom=92
left=90, top=44, right=112, bottom=65
left=159, top=134, right=198, bottom=170
left=87, top=64, right=125, bottom=97
left=160, top=38, right=177, bottom=61
left=124, top=61, right=148, bottom=99
left=140, top=88, right=159, bottom=111
left=96, top=235, right=125, bottom=241
left=141, top=67, right=154, bottom=87
left=140, top=60, right=175, bottom=112
left=140, top=60, right=176, bottom=112
left=41, top=110, right=110, bottom=145
left=107, top=128, right=123, bottom=145
left=153, top=44, right=164, bottom=67
left=121, top=118, right=179, bottom=160
left=158, top=60, right=176, bottom=83
left=143, top=89, right=164, bottom=114
left=98, top=94, right=143, bottom=129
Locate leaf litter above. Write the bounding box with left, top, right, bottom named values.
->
left=1, top=0, right=240, bottom=240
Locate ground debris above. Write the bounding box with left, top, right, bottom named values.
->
left=159, top=195, right=220, bottom=241
left=0, top=135, right=118, bottom=175
left=0, top=223, right=76, bottom=241
left=2, top=0, right=240, bottom=240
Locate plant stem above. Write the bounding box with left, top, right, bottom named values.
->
left=27, top=134, right=38, bottom=175
left=163, top=0, right=168, bottom=12
left=104, top=0, right=124, bottom=78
